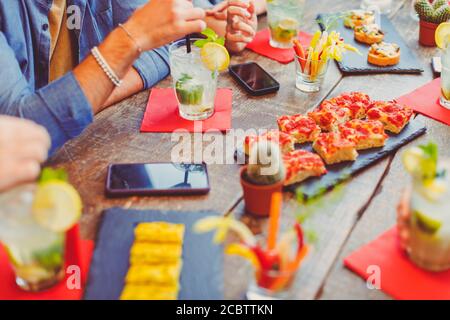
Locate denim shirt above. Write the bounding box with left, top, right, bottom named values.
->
left=0, top=0, right=170, bottom=154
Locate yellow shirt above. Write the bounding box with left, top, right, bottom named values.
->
left=48, top=0, right=77, bottom=82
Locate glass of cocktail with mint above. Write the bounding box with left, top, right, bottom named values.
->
left=402, top=143, right=450, bottom=272
left=0, top=169, right=82, bottom=291
left=267, top=0, right=306, bottom=49
left=169, top=29, right=229, bottom=121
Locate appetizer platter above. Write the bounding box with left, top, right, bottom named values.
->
left=317, top=13, right=423, bottom=74
left=84, top=208, right=223, bottom=300
left=236, top=92, right=426, bottom=198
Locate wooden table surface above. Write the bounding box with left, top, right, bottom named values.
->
left=49, top=0, right=450, bottom=299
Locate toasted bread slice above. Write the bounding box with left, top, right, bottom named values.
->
left=344, top=10, right=375, bottom=28
left=283, top=150, right=327, bottom=186
left=312, top=132, right=358, bottom=165
left=354, top=24, right=384, bottom=44
left=368, top=42, right=400, bottom=66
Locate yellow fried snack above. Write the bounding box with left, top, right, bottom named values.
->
left=130, top=242, right=182, bottom=264
left=125, top=262, right=182, bottom=285
left=134, top=222, right=185, bottom=244
left=120, top=284, right=179, bottom=300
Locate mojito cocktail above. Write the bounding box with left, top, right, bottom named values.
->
left=440, top=44, right=450, bottom=109
left=0, top=185, right=65, bottom=291
left=267, top=0, right=305, bottom=49
left=402, top=144, right=450, bottom=272
left=408, top=161, right=450, bottom=272
left=169, top=39, right=218, bottom=121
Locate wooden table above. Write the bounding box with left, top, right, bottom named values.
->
left=49, top=0, right=450, bottom=299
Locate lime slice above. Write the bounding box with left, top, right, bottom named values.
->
left=278, top=18, right=299, bottom=31
left=435, top=22, right=450, bottom=49
left=200, top=42, right=230, bottom=72
left=413, top=210, right=442, bottom=234
left=402, top=147, right=436, bottom=179
left=32, top=181, right=82, bottom=232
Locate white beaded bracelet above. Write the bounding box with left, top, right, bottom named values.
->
left=91, top=46, right=123, bottom=87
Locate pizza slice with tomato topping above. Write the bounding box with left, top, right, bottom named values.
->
left=366, top=101, right=413, bottom=134
left=339, top=119, right=388, bottom=150
left=312, top=132, right=358, bottom=165
left=308, top=104, right=351, bottom=132
left=244, top=130, right=295, bottom=155
left=277, top=114, right=321, bottom=143
left=325, top=92, right=371, bottom=119
left=283, top=150, right=327, bottom=186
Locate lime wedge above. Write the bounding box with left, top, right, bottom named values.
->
left=200, top=42, right=230, bottom=72
left=413, top=210, right=442, bottom=234
left=278, top=18, right=299, bottom=31
left=32, top=181, right=82, bottom=232
left=435, top=22, right=450, bottom=49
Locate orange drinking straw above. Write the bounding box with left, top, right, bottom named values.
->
left=267, top=192, right=282, bottom=251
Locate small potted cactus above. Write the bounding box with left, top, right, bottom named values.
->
left=415, top=0, right=450, bottom=46
left=240, top=140, right=286, bottom=217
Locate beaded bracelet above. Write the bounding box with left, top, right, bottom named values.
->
left=91, top=46, right=123, bottom=87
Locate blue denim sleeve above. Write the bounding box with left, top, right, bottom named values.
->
left=193, top=0, right=215, bottom=8
left=110, top=0, right=170, bottom=89
left=0, top=32, right=93, bottom=155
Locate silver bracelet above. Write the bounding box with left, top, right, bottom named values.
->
left=118, top=23, right=143, bottom=54
left=91, top=46, right=123, bottom=87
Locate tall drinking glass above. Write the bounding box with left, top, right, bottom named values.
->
left=267, top=0, right=306, bottom=49
left=440, top=45, right=450, bottom=110
left=407, top=161, right=450, bottom=272
left=0, top=185, right=66, bottom=291
left=360, top=0, right=392, bottom=15
left=169, top=39, right=218, bottom=121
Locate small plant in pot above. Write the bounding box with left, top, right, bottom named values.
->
left=415, top=0, right=450, bottom=46
left=240, top=140, right=286, bottom=217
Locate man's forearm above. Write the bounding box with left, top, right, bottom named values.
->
left=73, top=27, right=141, bottom=114
left=102, top=67, right=144, bottom=108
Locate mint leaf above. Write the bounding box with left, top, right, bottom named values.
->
left=201, top=28, right=218, bottom=41
left=193, top=39, right=209, bottom=48
left=419, top=142, right=438, bottom=163
left=39, top=168, right=68, bottom=184
left=215, top=37, right=225, bottom=46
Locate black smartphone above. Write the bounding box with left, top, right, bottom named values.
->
left=229, top=62, right=280, bottom=96
left=105, top=163, right=210, bottom=197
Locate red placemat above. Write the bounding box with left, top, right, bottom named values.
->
left=344, top=227, right=450, bottom=300
left=0, top=225, right=94, bottom=300
left=246, top=28, right=312, bottom=64
left=396, top=78, right=450, bottom=126
left=140, top=88, right=232, bottom=133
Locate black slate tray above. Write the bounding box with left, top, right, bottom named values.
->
left=84, top=208, right=223, bottom=300
left=317, top=14, right=423, bottom=74
left=236, top=118, right=426, bottom=199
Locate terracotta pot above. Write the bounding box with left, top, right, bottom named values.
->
left=419, top=20, right=438, bottom=47
left=240, top=166, right=284, bottom=217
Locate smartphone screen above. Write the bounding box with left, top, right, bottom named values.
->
left=229, top=62, right=279, bottom=94
left=106, top=163, right=210, bottom=196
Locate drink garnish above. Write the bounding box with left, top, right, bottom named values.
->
left=194, top=28, right=230, bottom=72
left=32, top=168, right=82, bottom=232
left=435, top=21, right=450, bottom=49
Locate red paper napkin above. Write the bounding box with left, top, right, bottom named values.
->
left=246, top=28, right=312, bottom=64
left=344, top=227, right=450, bottom=300
left=140, top=88, right=232, bottom=133
left=396, top=78, right=450, bottom=126
left=0, top=225, right=94, bottom=300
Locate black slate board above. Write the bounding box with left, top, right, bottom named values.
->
left=236, top=118, right=426, bottom=199
left=84, top=208, right=223, bottom=300
left=317, top=14, right=423, bottom=74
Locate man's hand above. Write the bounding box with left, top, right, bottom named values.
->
left=124, top=0, right=207, bottom=51
left=0, top=116, right=50, bottom=192
left=206, top=0, right=257, bottom=53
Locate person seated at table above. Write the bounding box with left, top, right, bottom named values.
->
left=0, top=116, right=51, bottom=192
left=0, top=0, right=254, bottom=155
